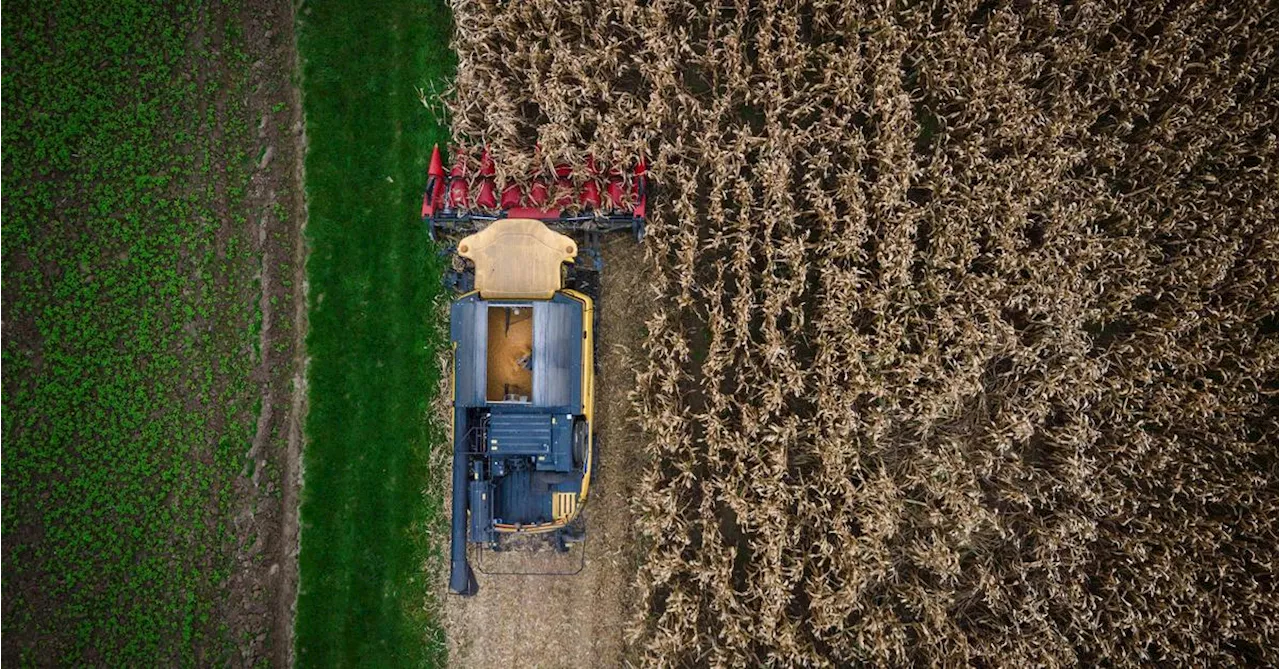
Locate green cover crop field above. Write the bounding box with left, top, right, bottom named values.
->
left=3, top=0, right=308, bottom=664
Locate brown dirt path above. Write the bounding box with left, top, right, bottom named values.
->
left=219, top=2, right=308, bottom=666
left=442, top=237, right=653, bottom=668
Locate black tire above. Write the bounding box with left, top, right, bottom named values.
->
left=572, top=420, right=588, bottom=470
left=561, top=515, right=586, bottom=543
left=569, top=266, right=601, bottom=302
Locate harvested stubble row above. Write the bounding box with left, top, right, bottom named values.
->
left=448, top=0, right=1277, bottom=665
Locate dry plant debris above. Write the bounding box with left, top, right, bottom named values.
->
left=447, top=0, right=1278, bottom=665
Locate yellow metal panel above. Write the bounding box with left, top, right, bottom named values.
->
left=561, top=289, right=594, bottom=507
left=552, top=492, right=578, bottom=521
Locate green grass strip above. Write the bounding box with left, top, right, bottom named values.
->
left=294, top=0, right=454, bottom=666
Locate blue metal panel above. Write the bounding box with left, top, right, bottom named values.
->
left=534, top=412, right=576, bottom=473
left=494, top=469, right=546, bottom=524
left=487, top=413, right=553, bottom=455
left=532, top=295, right=583, bottom=410
left=449, top=404, right=473, bottom=592
left=451, top=295, right=488, bottom=407
left=468, top=480, right=494, bottom=542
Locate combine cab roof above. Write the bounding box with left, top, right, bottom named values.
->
left=458, top=218, right=577, bottom=300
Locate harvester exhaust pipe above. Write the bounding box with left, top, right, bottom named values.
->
left=449, top=423, right=478, bottom=596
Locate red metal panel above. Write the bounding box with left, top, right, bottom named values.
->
left=506, top=206, right=560, bottom=219
left=606, top=178, right=624, bottom=208
left=476, top=179, right=497, bottom=209
left=528, top=179, right=549, bottom=207
left=579, top=180, right=601, bottom=209
left=553, top=178, right=574, bottom=208
left=428, top=145, right=445, bottom=177
left=500, top=183, right=522, bottom=209
left=449, top=178, right=469, bottom=208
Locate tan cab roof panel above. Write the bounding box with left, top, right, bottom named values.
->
left=458, top=219, right=577, bottom=299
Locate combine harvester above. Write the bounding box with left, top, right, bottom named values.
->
left=423, top=146, right=647, bottom=595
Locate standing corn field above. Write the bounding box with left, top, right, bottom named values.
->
left=446, top=0, right=1277, bottom=665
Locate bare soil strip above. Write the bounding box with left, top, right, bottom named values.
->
left=277, top=4, right=311, bottom=664
left=221, top=2, right=308, bottom=665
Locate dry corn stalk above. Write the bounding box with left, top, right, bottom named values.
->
left=447, top=0, right=1279, bottom=665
